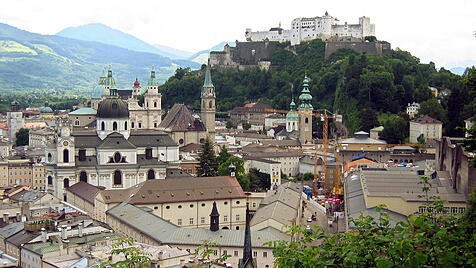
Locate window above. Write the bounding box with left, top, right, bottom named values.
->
left=113, top=152, right=122, bottom=163
left=224, top=215, right=228, bottom=222
left=201, top=217, right=205, bottom=224
left=234, top=251, right=239, bottom=257
left=236, top=214, right=240, bottom=221
left=223, top=250, right=227, bottom=256
left=154, top=122, right=157, bottom=128
left=177, top=219, right=182, bottom=225
left=305, top=118, right=309, bottom=124
left=166, top=206, right=170, bottom=209
left=79, top=171, right=87, bottom=183
left=253, top=252, right=257, bottom=257
left=63, top=149, right=69, bottom=163
left=178, top=205, right=182, bottom=209
left=236, top=201, right=240, bottom=204
left=179, top=138, right=184, bottom=144
left=47, top=153, right=52, bottom=162
left=224, top=201, right=228, bottom=205
left=154, top=102, right=157, bottom=108
left=63, top=178, right=69, bottom=188
left=138, top=122, right=142, bottom=128
left=154, top=206, right=158, bottom=210
left=78, top=149, right=86, bottom=161
left=101, top=121, right=105, bottom=131
left=209, top=101, right=213, bottom=109
left=189, top=218, right=194, bottom=225
left=263, top=252, right=268, bottom=258
left=145, top=148, right=153, bottom=159
left=47, top=176, right=53, bottom=185
left=190, top=204, right=194, bottom=208
left=131, top=122, right=135, bottom=129
left=201, top=203, right=205, bottom=207
left=147, top=169, right=155, bottom=180
left=113, top=170, right=122, bottom=185
left=113, top=121, right=118, bottom=131
left=125, top=121, right=128, bottom=130
left=253, top=202, right=256, bottom=208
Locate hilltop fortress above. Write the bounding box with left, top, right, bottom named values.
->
left=245, top=12, right=375, bottom=45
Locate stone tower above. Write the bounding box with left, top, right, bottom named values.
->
left=7, top=102, right=24, bottom=143
left=286, top=98, right=299, bottom=132
left=144, top=69, right=162, bottom=128
left=298, top=75, right=313, bottom=144
left=201, top=62, right=216, bottom=133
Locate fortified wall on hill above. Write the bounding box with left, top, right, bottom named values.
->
left=324, top=36, right=391, bottom=59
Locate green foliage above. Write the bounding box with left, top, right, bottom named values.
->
left=216, top=146, right=232, bottom=166
left=380, top=114, right=408, bottom=144
left=15, top=128, right=29, bottom=146
left=192, top=241, right=231, bottom=267
left=419, top=98, right=447, bottom=122
left=248, top=168, right=271, bottom=191
left=197, top=138, right=218, bottom=177
left=217, top=156, right=250, bottom=191
left=242, top=122, right=251, bottom=130
left=225, top=120, right=233, bottom=129
left=101, top=238, right=151, bottom=268
left=417, top=133, right=425, bottom=145
left=463, top=125, right=476, bottom=167
left=268, top=176, right=476, bottom=267
left=359, top=107, right=379, bottom=132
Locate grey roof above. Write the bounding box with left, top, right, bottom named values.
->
left=66, top=181, right=103, bottom=205
left=159, top=104, right=206, bottom=132
left=10, top=190, right=46, bottom=202
left=6, top=230, right=39, bottom=247
left=97, top=98, right=129, bottom=118
left=0, top=222, right=24, bottom=239
left=73, top=131, right=177, bottom=148
left=97, top=132, right=136, bottom=149
left=107, top=203, right=288, bottom=248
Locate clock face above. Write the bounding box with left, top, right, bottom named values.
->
left=63, top=141, right=69, bottom=146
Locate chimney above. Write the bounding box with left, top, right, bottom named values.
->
left=61, top=225, right=67, bottom=240
left=41, top=228, right=46, bottom=243
left=78, top=222, right=83, bottom=237
left=3, top=213, right=9, bottom=223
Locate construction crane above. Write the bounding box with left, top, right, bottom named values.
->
left=265, top=108, right=339, bottom=197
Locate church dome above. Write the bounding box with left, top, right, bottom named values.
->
left=97, top=98, right=129, bottom=118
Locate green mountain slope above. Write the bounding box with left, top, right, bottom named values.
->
left=0, top=23, right=199, bottom=92
left=162, top=39, right=471, bottom=138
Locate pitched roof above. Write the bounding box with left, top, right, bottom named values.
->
left=68, top=108, right=97, bottom=115
left=66, top=181, right=104, bottom=205
left=159, top=104, right=206, bottom=132
left=97, top=132, right=136, bottom=149
left=101, top=176, right=246, bottom=205
left=412, top=115, right=442, bottom=124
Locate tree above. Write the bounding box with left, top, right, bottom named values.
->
left=267, top=176, right=476, bottom=267
left=248, top=168, right=271, bottom=191
left=358, top=107, right=379, bottom=133
left=242, top=122, right=251, bottom=130
left=217, top=156, right=250, bottom=190
left=225, top=120, right=233, bottom=129
left=380, top=115, right=408, bottom=144
left=15, top=128, right=29, bottom=146
left=419, top=98, right=447, bottom=123
left=463, top=125, right=476, bottom=167
left=197, top=138, right=218, bottom=177
left=217, top=146, right=232, bottom=166
left=191, top=241, right=230, bottom=267
left=101, top=238, right=151, bottom=268
left=417, top=133, right=425, bottom=145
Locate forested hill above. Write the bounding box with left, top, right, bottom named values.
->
left=161, top=39, right=476, bottom=140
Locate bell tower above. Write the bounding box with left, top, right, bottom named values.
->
left=298, top=75, right=313, bottom=144
left=144, top=68, right=162, bottom=128
left=201, top=62, right=216, bottom=133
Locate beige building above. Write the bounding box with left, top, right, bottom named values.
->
left=344, top=168, right=467, bottom=230
left=0, top=159, right=45, bottom=190
left=0, top=141, right=10, bottom=159
left=68, top=108, right=97, bottom=128
left=409, top=115, right=443, bottom=143
left=67, top=177, right=249, bottom=230
left=241, top=145, right=303, bottom=177
left=107, top=203, right=289, bottom=268
left=0, top=161, right=8, bottom=187
left=243, top=156, right=282, bottom=186
left=28, top=128, right=55, bottom=147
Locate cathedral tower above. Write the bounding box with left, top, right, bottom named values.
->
left=201, top=62, right=216, bottom=133
left=298, top=75, right=313, bottom=144
left=144, top=69, right=162, bottom=128
left=286, top=98, right=299, bottom=132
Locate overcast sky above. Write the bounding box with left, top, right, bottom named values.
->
left=1, top=0, right=475, bottom=68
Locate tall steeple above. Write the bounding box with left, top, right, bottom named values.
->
left=201, top=61, right=216, bottom=133
left=144, top=67, right=162, bottom=128
left=210, top=201, right=220, bottom=231
left=239, top=203, right=256, bottom=268
left=298, top=75, right=313, bottom=144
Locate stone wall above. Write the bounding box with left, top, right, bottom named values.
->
left=324, top=41, right=391, bottom=59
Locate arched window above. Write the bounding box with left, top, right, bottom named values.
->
left=305, top=118, right=309, bottom=124
left=147, top=169, right=155, bottom=180
left=63, top=178, right=69, bottom=188
left=78, top=149, right=86, bottom=161
left=47, top=176, right=53, bottom=185
left=47, top=153, right=52, bottom=162
left=79, top=171, right=87, bottom=183
left=124, top=121, right=128, bottom=130
left=154, top=102, right=157, bottom=108
left=113, top=121, right=118, bottom=131
left=101, top=121, right=105, bottom=131
left=209, top=101, right=213, bottom=109
left=113, top=170, right=122, bottom=185
left=131, top=122, right=135, bottom=129
left=63, top=149, right=69, bottom=163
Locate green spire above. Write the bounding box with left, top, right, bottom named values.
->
left=147, top=67, right=159, bottom=86
left=299, top=75, right=313, bottom=109
left=203, top=61, right=214, bottom=88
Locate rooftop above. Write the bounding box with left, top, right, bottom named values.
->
left=411, top=115, right=442, bottom=124
left=68, top=107, right=97, bottom=115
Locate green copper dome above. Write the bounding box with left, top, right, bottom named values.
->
left=105, top=69, right=115, bottom=87
left=298, top=75, right=313, bottom=109
left=203, top=63, right=214, bottom=88
left=147, top=69, right=159, bottom=86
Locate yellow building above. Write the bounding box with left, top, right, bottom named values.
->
left=0, top=161, right=8, bottom=187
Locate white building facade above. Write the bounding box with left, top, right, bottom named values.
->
left=246, top=12, right=375, bottom=45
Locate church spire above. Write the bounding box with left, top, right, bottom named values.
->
left=210, top=201, right=220, bottom=231
left=239, top=203, right=256, bottom=268
left=203, top=60, right=214, bottom=88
